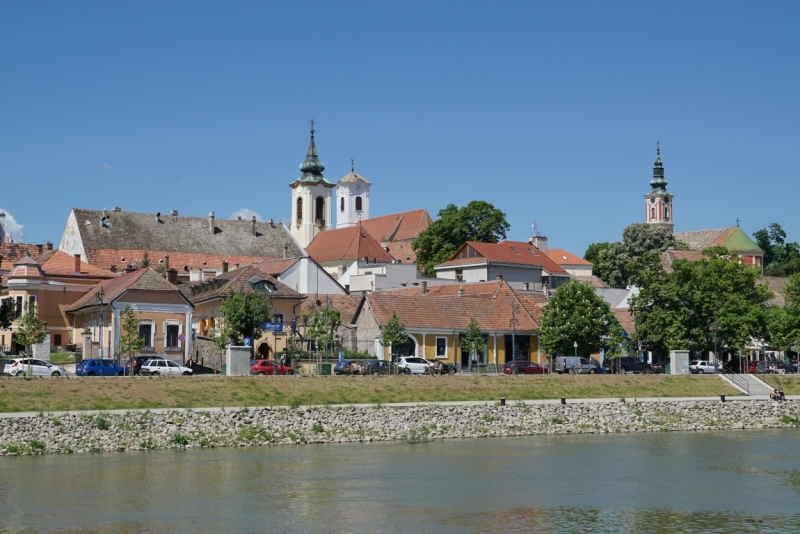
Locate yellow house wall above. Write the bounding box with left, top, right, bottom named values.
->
left=73, top=310, right=188, bottom=357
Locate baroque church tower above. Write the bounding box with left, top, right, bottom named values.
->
left=289, top=125, right=335, bottom=248
left=644, top=143, right=674, bottom=233
left=336, top=160, right=371, bottom=228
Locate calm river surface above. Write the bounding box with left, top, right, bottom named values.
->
left=2, top=429, right=800, bottom=533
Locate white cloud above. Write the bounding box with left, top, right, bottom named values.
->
left=101, top=162, right=112, bottom=172
left=229, top=208, right=264, bottom=222
left=0, top=208, right=25, bottom=242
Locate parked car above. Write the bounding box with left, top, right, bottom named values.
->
left=554, top=356, right=596, bottom=374
left=334, top=359, right=366, bottom=375
left=648, top=361, right=667, bottom=374
left=360, top=360, right=396, bottom=375
left=140, top=359, right=193, bottom=376
left=397, top=356, right=434, bottom=375
left=689, top=360, right=719, bottom=374
left=430, top=360, right=457, bottom=375
left=75, top=359, right=127, bottom=376
left=748, top=361, right=769, bottom=374
left=131, top=355, right=165, bottom=376
left=250, top=359, right=295, bottom=375
left=4, top=358, right=65, bottom=377
left=503, top=360, right=547, bottom=375
left=602, top=357, right=655, bottom=374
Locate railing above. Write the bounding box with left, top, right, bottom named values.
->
left=722, top=365, right=749, bottom=394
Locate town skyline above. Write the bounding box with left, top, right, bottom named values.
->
left=3, top=1, right=799, bottom=254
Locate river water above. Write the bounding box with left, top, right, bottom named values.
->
left=2, top=429, right=800, bottom=533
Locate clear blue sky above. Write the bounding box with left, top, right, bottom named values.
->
left=2, top=1, right=799, bottom=255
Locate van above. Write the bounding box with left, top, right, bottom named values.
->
left=554, top=356, right=596, bottom=374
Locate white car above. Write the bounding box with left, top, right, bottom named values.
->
left=689, top=360, right=719, bottom=374
left=140, top=359, right=193, bottom=377
left=397, top=356, right=434, bottom=375
left=4, top=358, right=64, bottom=377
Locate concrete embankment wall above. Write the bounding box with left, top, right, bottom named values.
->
left=1, top=400, right=799, bottom=456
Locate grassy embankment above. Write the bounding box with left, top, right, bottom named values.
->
left=760, top=375, right=800, bottom=395
left=0, top=374, right=741, bottom=413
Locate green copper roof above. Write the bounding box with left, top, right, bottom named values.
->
left=717, top=226, right=763, bottom=253
left=290, top=127, right=334, bottom=186
left=649, top=145, right=668, bottom=194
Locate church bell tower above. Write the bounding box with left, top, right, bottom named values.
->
left=644, top=143, right=674, bottom=233
left=289, top=124, right=335, bottom=249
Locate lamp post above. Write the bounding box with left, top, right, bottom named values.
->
left=573, top=341, right=578, bottom=358
left=95, top=287, right=105, bottom=361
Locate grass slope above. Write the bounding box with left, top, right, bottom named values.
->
left=760, top=375, right=800, bottom=395
left=0, top=375, right=742, bottom=413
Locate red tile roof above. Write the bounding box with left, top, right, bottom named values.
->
left=86, top=249, right=280, bottom=273
left=185, top=264, right=303, bottom=305
left=436, top=241, right=569, bottom=275
left=299, top=294, right=364, bottom=324
left=37, top=250, right=116, bottom=278
left=305, top=223, right=394, bottom=264
left=0, top=243, right=53, bottom=270
left=547, top=249, right=592, bottom=266
left=573, top=275, right=610, bottom=288
left=67, top=269, right=183, bottom=312
left=612, top=309, right=636, bottom=336
left=364, top=280, right=542, bottom=331
left=359, top=209, right=432, bottom=242
left=384, top=242, right=417, bottom=263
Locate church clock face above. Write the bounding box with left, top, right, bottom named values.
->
left=355, top=183, right=362, bottom=192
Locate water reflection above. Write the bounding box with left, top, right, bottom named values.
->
left=1, top=429, right=800, bottom=533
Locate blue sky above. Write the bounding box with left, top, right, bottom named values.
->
left=2, top=1, right=799, bottom=255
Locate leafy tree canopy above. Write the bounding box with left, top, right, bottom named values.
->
left=380, top=312, right=408, bottom=349
left=0, top=298, right=15, bottom=330
left=593, top=223, right=690, bottom=287
left=15, top=302, right=46, bottom=353
left=629, top=256, right=773, bottom=357
left=754, top=223, right=800, bottom=276
left=769, top=273, right=800, bottom=352
left=218, top=290, right=272, bottom=345
left=301, top=307, right=342, bottom=351
left=539, top=281, right=617, bottom=358
left=413, top=201, right=510, bottom=277
left=463, top=316, right=486, bottom=357
left=583, top=242, right=609, bottom=266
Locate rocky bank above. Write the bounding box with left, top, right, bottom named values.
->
left=2, top=400, right=800, bottom=456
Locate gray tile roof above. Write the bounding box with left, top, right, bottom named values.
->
left=673, top=229, right=726, bottom=251
left=72, top=208, right=304, bottom=259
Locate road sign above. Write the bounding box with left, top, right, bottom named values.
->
left=178, top=334, right=185, bottom=342
left=638, top=341, right=642, bottom=350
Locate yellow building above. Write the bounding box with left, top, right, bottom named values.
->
left=354, top=280, right=546, bottom=369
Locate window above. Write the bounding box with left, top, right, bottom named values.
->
left=54, top=334, right=62, bottom=346
left=296, top=197, right=303, bottom=223
left=28, top=295, right=36, bottom=314
left=166, top=324, right=180, bottom=349
left=138, top=323, right=153, bottom=348
left=315, top=196, right=325, bottom=222
left=273, top=313, right=284, bottom=323
left=355, top=196, right=362, bottom=211
left=455, top=269, right=463, bottom=281
left=340, top=197, right=345, bottom=212
left=15, top=296, right=22, bottom=318
left=650, top=206, right=655, bottom=219
left=664, top=207, right=669, bottom=219
left=436, top=337, right=447, bottom=358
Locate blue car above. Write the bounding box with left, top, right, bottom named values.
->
left=76, top=359, right=128, bottom=377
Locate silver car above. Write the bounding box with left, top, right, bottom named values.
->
left=689, top=360, right=719, bottom=374
left=4, top=358, right=64, bottom=377
left=397, top=356, right=434, bottom=375
left=140, top=359, right=193, bottom=377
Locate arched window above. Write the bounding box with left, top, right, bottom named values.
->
left=664, top=207, right=669, bottom=219
left=650, top=207, right=655, bottom=219
left=340, top=197, right=345, bottom=212
left=315, top=196, right=325, bottom=222
left=296, top=197, right=303, bottom=223
left=355, top=196, right=363, bottom=211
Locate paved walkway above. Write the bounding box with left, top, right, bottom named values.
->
left=1, top=394, right=796, bottom=420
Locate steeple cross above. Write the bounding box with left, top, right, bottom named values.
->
left=309, top=119, right=315, bottom=130
left=351, top=158, right=355, bottom=172
left=657, top=141, right=660, bottom=154
left=736, top=217, right=740, bottom=227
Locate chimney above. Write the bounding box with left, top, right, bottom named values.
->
left=496, top=275, right=503, bottom=280
left=164, top=253, right=170, bottom=271
left=208, top=211, right=215, bottom=235
left=363, top=256, right=368, bottom=263
left=251, top=216, right=257, bottom=236
left=46, top=241, right=53, bottom=251
left=37, top=245, right=43, bottom=255
left=112, top=206, right=121, bottom=212
left=237, top=216, right=242, bottom=220
left=222, top=260, right=228, bottom=273
left=421, top=281, right=428, bottom=295
left=73, top=254, right=81, bottom=274
left=283, top=244, right=288, bottom=259
left=233, top=264, right=239, bottom=270
left=531, top=235, right=548, bottom=254
left=167, top=269, right=178, bottom=285
left=170, top=209, right=178, bottom=216
left=458, top=283, right=465, bottom=297
left=269, top=218, right=274, bottom=228
left=110, top=265, right=117, bottom=273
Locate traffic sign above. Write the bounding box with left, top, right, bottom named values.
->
left=262, top=322, right=284, bottom=332
left=178, top=334, right=185, bottom=342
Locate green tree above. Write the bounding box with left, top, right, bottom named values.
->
left=583, top=242, right=609, bottom=266
left=769, top=273, right=800, bottom=355
left=629, top=255, right=773, bottom=358
left=138, top=251, right=152, bottom=269
left=380, top=312, right=408, bottom=364
left=15, top=302, right=47, bottom=377
left=754, top=223, right=800, bottom=276
left=539, top=281, right=617, bottom=359
left=593, top=223, right=689, bottom=287
left=0, top=298, right=15, bottom=330
left=463, top=316, right=486, bottom=370
left=302, top=307, right=342, bottom=356
left=412, top=201, right=510, bottom=277
left=118, top=305, right=143, bottom=377
left=218, top=290, right=272, bottom=347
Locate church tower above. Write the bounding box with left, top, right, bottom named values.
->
left=289, top=125, right=335, bottom=248
left=644, top=143, right=674, bottom=232
left=336, top=160, right=372, bottom=228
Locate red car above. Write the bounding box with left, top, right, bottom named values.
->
left=503, top=360, right=547, bottom=374
left=250, top=359, right=295, bottom=376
